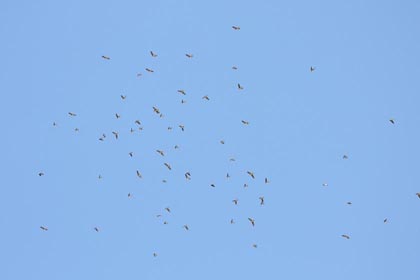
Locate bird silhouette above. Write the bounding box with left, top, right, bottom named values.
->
left=94, top=227, right=99, bottom=232
left=145, top=68, right=154, bottom=73
left=341, top=234, right=350, bottom=239
left=202, top=95, right=210, bottom=100
left=310, top=66, right=315, bottom=72
left=185, top=53, right=193, bottom=58
left=112, top=131, right=119, bottom=139
left=237, top=83, right=244, bottom=90
left=416, top=193, right=420, bottom=198
left=153, top=107, right=160, bottom=114
left=232, top=66, right=238, bottom=70
left=165, top=207, right=171, bottom=213
left=129, top=152, right=133, bottom=157
left=389, top=119, right=395, bottom=124
left=265, top=177, right=269, bottom=184
left=136, top=170, right=142, bottom=178
left=68, top=112, right=77, bottom=117
left=177, top=90, right=186, bottom=95
left=156, top=150, right=165, bottom=156
left=150, top=51, right=158, bottom=57
left=120, top=95, right=126, bottom=100
left=241, top=120, right=249, bottom=125
left=40, top=226, right=48, bottom=231
left=185, top=172, right=191, bottom=180
left=101, top=55, right=110, bottom=60
left=247, top=171, right=255, bottom=179
left=38, top=172, right=44, bottom=176
left=115, top=113, right=121, bottom=119
left=259, top=196, right=265, bottom=205
left=179, top=125, right=185, bottom=131
left=183, top=225, right=189, bottom=230
left=384, top=218, right=388, bottom=223
left=343, top=155, right=348, bottom=159
left=232, top=26, right=240, bottom=30
left=232, top=199, right=238, bottom=205
left=164, top=163, right=172, bottom=170
left=248, top=218, right=255, bottom=227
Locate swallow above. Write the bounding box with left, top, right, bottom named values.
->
left=179, top=125, right=185, bottom=131
left=164, top=163, right=172, bottom=170
left=322, top=183, right=328, bottom=187
left=150, top=51, right=158, bottom=57
left=185, top=53, right=193, bottom=58
left=232, top=199, right=238, bottom=205
left=115, top=113, right=121, bottom=119
left=145, top=68, right=154, bottom=73
left=389, top=119, right=395, bottom=124
left=243, top=183, right=248, bottom=188
left=210, top=184, right=216, bottom=188
left=248, top=218, right=255, bottom=227
left=185, top=172, right=191, bottom=180
left=220, top=140, right=225, bottom=144
left=241, top=120, right=249, bottom=125
left=252, top=244, right=258, bottom=248
left=130, top=128, right=135, bottom=133
left=384, top=218, right=388, bottom=223
left=168, top=126, right=173, bottom=130
left=230, top=219, right=235, bottom=224
left=232, top=26, right=240, bottom=30
left=259, top=196, right=265, bottom=205
left=181, top=99, right=187, bottom=104
left=52, top=122, right=57, bottom=126
left=202, top=95, right=210, bottom=100
left=120, top=95, right=126, bottom=100
left=38, top=172, right=44, bottom=176
left=343, top=155, right=348, bottom=159
left=247, top=171, right=255, bottom=179
left=162, top=179, right=167, bottom=183
left=310, top=66, right=315, bottom=72
left=136, top=170, right=142, bottom=178
left=68, top=112, right=77, bottom=117
left=156, top=150, right=165, bottom=156
left=416, top=193, right=420, bottom=198
left=174, top=145, right=179, bottom=149
left=74, top=128, right=79, bottom=132
left=232, top=66, right=238, bottom=70
left=153, top=107, right=160, bottom=114
left=237, top=83, right=244, bottom=90
left=163, top=221, right=168, bottom=225
left=265, top=177, right=269, bottom=184
left=347, top=202, right=352, bottom=205
left=177, top=89, right=186, bottom=95
left=135, top=120, right=141, bottom=125
left=112, top=131, right=118, bottom=139
left=101, top=55, right=110, bottom=60
left=94, top=227, right=99, bottom=232
left=183, top=225, right=189, bottom=230
left=129, top=152, right=133, bottom=157
left=226, top=173, right=230, bottom=179
left=229, top=158, right=236, bottom=162
left=341, top=234, right=350, bottom=239
left=40, top=226, right=48, bottom=231
left=128, top=193, right=132, bottom=198
left=165, top=207, right=171, bottom=213
left=99, top=137, right=105, bottom=141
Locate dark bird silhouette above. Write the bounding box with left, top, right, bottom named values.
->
left=128, top=193, right=132, bottom=198
left=342, top=234, right=350, bottom=239
left=183, top=225, right=189, bottom=230
left=153, top=252, right=158, bottom=257
left=94, top=227, right=99, bottom=232
left=136, top=170, right=142, bottom=178
left=210, top=183, right=216, bottom=188
left=185, top=172, right=191, bottom=180
left=232, top=199, right=238, bottom=205
left=68, top=112, right=77, bottom=117
left=248, top=218, right=255, bottom=227
left=135, top=120, right=141, bottom=125
left=177, top=89, right=186, bottom=95
left=40, top=226, right=48, bottom=231
left=150, top=51, right=158, bottom=57
left=179, top=125, right=185, bottom=131
left=237, top=83, right=244, bottom=90
left=226, top=173, right=230, bottom=179
left=265, top=177, right=269, bottom=184
left=112, top=131, right=119, bottom=139
left=202, top=95, right=210, bottom=100
left=115, top=113, right=121, bottom=119
left=343, top=155, right=348, bottom=159
left=174, top=145, right=179, bottom=149
left=232, top=26, right=240, bottom=30
left=185, top=53, right=193, bottom=58
left=38, top=172, right=44, bottom=176
left=252, top=244, right=258, bottom=248
left=247, top=171, right=255, bottom=179
left=241, top=120, right=249, bottom=125
left=310, top=66, right=315, bottom=72
left=230, top=219, right=235, bottom=224
left=101, top=55, right=110, bottom=60
left=181, top=99, right=187, bottom=104
left=156, top=150, right=165, bottom=156
left=153, top=107, right=160, bottom=114
left=164, top=163, right=172, bottom=170
left=145, top=68, right=154, bottom=73
left=322, top=183, right=328, bottom=187
left=389, top=119, right=395, bottom=124
left=120, top=95, right=126, bottom=100
left=347, top=202, right=352, bottom=205
left=259, top=196, right=265, bottom=205
left=165, top=207, right=171, bottom=213
left=129, top=152, right=133, bottom=157
left=384, top=218, right=388, bottom=223
left=232, top=66, right=238, bottom=70
left=416, top=193, right=420, bottom=199
left=220, top=140, right=225, bottom=144
left=52, top=122, right=57, bottom=126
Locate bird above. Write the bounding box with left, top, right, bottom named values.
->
left=183, top=225, right=189, bottom=230
left=341, top=234, right=350, bottom=239
left=156, top=150, right=165, bottom=156
left=229, top=158, right=236, bottom=162
left=185, top=53, right=193, bottom=58
left=167, top=126, right=173, bottom=130
left=265, top=177, right=269, bottom=184
left=259, top=196, right=265, bottom=205
left=241, top=120, right=249, bottom=125
left=40, top=226, right=48, bottom=231
left=112, top=131, right=118, bottom=139
left=202, top=95, right=210, bottom=100
left=165, top=207, right=171, bottom=213
left=384, top=218, right=388, bottom=223
left=177, top=89, right=186, bottom=95
left=230, top=219, right=235, bottom=224
left=136, top=170, right=142, bottom=178
left=164, top=163, right=172, bottom=170
left=343, top=155, right=348, bottom=159
left=162, top=179, right=167, bottom=183
left=99, top=137, right=105, bottom=141
left=128, top=193, right=132, bottom=198
left=248, top=218, right=255, bottom=227
left=150, top=51, right=158, bottom=57
left=174, top=145, right=179, bottom=149
left=232, top=26, right=240, bottom=30
left=115, top=113, right=121, bottom=119
left=153, top=107, right=160, bottom=114
left=247, top=171, right=255, bottom=179
left=220, top=140, right=225, bottom=144
left=98, top=175, right=102, bottom=179
left=185, top=172, right=191, bottom=180
left=237, top=83, right=244, bottom=90
left=232, top=66, right=238, bottom=70
left=129, top=152, right=133, bottom=157
left=68, top=112, right=77, bottom=117
left=322, top=183, right=328, bottom=187
left=145, top=68, right=154, bottom=73
left=347, top=202, right=352, bottom=205
left=181, top=99, right=187, bottom=104
left=179, top=125, right=185, bottom=131
left=135, top=120, right=141, bottom=125
left=120, top=95, right=126, bottom=100
left=416, top=193, right=420, bottom=199
left=74, top=128, right=79, bottom=132
left=52, top=122, right=57, bottom=126
left=232, top=199, right=238, bottom=205
left=163, top=221, right=168, bottom=225
left=38, top=172, right=44, bottom=176
left=153, top=253, right=158, bottom=257
left=156, top=214, right=162, bottom=218
left=389, top=119, right=395, bottom=124
left=130, top=128, right=135, bottom=133
left=226, top=173, right=230, bottom=179
left=210, top=184, right=216, bottom=188
left=94, top=227, right=99, bottom=232
left=101, top=55, right=110, bottom=60
left=137, top=73, right=142, bottom=77
left=310, top=66, right=315, bottom=72
left=252, top=244, right=258, bottom=248
left=243, top=183, right=249, bottom=188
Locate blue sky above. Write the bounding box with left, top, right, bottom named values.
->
left=1, top=0, right=420, bottom=279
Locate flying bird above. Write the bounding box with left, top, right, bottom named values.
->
left=153, top=252, right=158, bottom=257
left=120, top=95, right=126, bottom=100
left=232, top=66, right=238, bottom=70
left=136, top=170, right=142, bottom=178
left=241, top=120, right=249, bottom=125
left=232, top=26, right=240, bottom=30
left=341, top=234, right=350, bottom=239
left=310, top=66, right=315, bottom=72
left=128, top=193, right=132, bottom=198
left=347, top=202, right=352, bottom=205
left=185, top=172, right=191, bottom=180
left=52, top=122, right=57, bottom=126
left=164, top=163, right=172, bottom=170
left=259, top=196, right=265, bottom=205
left=135, top=120, right=141, bottom=125
left=265, top=177, right=269, bottom=184
left=94, top=227, right=99, bottom=232
left=416, top=193, right=420, bottom=199
left=112, top=131, right=119, bottom=139
left=181, top=99, right=187, bottom=104
left=165, top=207, right=171, bottom=213
left=202, top=95, right=210, bottom=100
left=185, top=53, right=193, bottom=58
left=129, top=152, right=133, bottom=157
left=248, top=218, right=255, bottom=227
left=145, top=68, right=154, bottom=73
left=384, top=218, right=388, bottom=223
left=226, top=173, right=230, bottom=179
left=343, top=155, right=348, bottom=159
left=40, top=226, right=48, bottom=231
left=389, top=119, right=395, bottom=124
left=156, top=150, right=165, bottom=156
left=220, top=140, right=225, bottom=144
left=153, top=107, right=160, bottom=114
left=179, top=125, right=185, bottom=131
left=150, top=51, right=158, bottom=57
left=210, top=184, right=216, bottom=188
left=38, top=172, right=44, bottom=176
left=101, top=55, right=110, bottom=60
left=237, top=83, right=244, bottom=90
left=247, top=171, right=255, bottom=179
left=68, top=112, right=77, bottom=117
left=177, top=90, right=186, bottom=95
left=232, top=199, right=238, bottom=205
left=183, top=225, right=189, bottom=230
left=115, top=113, right=121, bottom=119
left=322, top=183, right=328, bottom=187
left=230, top=219, right=235, bottom=224
left=252, top=244, right=258, bottom=248
left=174, top=145, right=179, bottom=149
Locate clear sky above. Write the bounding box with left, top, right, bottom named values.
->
left=1, top=0, right=420, bottom=279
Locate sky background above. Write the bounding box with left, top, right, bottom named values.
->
left=1, top=0, right=420, bottom=279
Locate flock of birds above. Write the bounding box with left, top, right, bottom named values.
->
left=36, top=25, right=405, bottom=257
